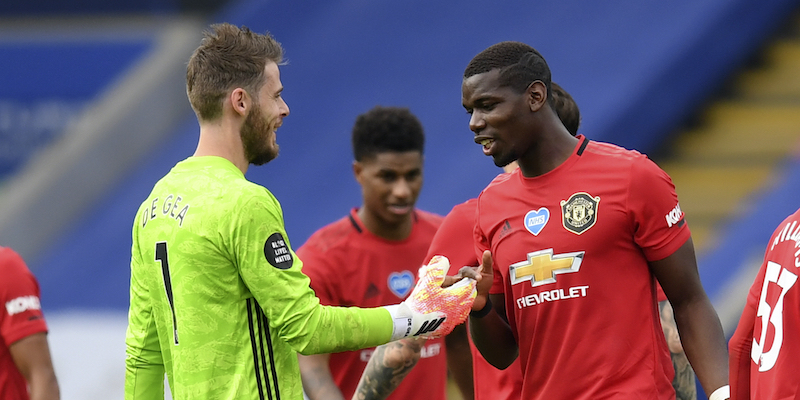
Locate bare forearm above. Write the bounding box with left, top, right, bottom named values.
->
left=445, top=324, right=474, bottom=400
left=298, top=354, right=345, bottom=400
left=672, top=298, right=728, bottom=397
left=671, top=351, right=697, bottom=400
left=9, top=333, right=60, bottom=400
left=352, top=339, right=423, bottom=400
left=468, top=295, right=517, bottom=369
left=28, top=373, right=60, bottom=400
left=658, top=300, right=696, bottom=400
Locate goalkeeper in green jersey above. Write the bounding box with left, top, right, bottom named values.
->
left=124, top=23, right=480, bottom=400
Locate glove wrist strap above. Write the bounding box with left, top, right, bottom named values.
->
left=383, top=304, right=412, bottom=341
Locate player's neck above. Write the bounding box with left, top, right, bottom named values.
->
left=357, top=208, right=414, bottom=241
left=195, top=121, right=249, bottom=174
left=517, top=127, right=578, bottom=178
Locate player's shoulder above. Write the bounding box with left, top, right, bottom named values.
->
left=0, top=247, right=35, bottom=289
left=414, top=209, right=445, bottom=228
left=229, top=180, right=281, bottom=214
left=0, top=247, right=29, bottom=274
left=583, top=140, right=666, bottom=180
left=301, top=214, right=359, bottom=254
left=479, top=171, right=516, bottom=198
left=443, top=198, right=478, bottom=222
left=583, top=140, right=648, bottom=164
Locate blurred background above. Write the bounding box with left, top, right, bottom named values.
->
left=2, top=0, right=800, bottom=398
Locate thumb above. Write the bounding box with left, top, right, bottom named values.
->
left=481, top=250, right=493, bottom=277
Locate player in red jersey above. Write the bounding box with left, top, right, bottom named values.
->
left=297, top=106, right=449, bottom=400
left=0, top=247, right=60, bottom=400
left=729, top=207, right=800, bottom=399
left=351, top=83, right=697, bottom=400
left=463, top=41, right=729, bottom=400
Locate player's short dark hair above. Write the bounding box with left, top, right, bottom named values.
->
left=551, top=82, right=580, bottom=136
left=352, top=106, right=425, bottom=162
left=464, top=41, right=552, bottom=97
left=186, top=23, right=284, bottom=121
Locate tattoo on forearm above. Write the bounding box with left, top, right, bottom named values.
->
left=658, top=301, right=697, bottom=400
left=352, top=339, right=424, bottom=400
left=672, top=352, right=697, bottom=400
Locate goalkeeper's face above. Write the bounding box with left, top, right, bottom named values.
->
left=354, top=151, right=423, bottom=228
left=241, top=62, right=290, bottom=166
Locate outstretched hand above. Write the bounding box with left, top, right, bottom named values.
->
left=457, top=250, right=493, bottom=311
left=385, top=255, right=478, bottom=340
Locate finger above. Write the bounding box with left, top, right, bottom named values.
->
left=441, top=275, right=459, bottom=288
left=480, top=250, right=493, bottom=276
left=457, top=266, right=482, bottom=281
left=421, top=255, right=449, bottom=287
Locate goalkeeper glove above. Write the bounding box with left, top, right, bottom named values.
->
left=383, top=255, right=476, bottom=340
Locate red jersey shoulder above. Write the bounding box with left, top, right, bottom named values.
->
left=437, top=200, right=477, bottom=244
left=482, top=171, right=515, bottom=193
left=449, top=198, right=478, bottom=219
left=414, top=209, right=445, bottom=232
left=581, top=141, right=659, bottom=177
left=300, top=214, right=358, bottom=254
left=583, top=140, right=644, bottom=161
left=0, top=247, right=34, bottom=290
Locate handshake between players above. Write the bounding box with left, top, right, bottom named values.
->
left=382, top=252, right=492, bottom=341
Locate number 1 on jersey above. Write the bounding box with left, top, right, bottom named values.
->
left=156, top=241, right=179, bottom=345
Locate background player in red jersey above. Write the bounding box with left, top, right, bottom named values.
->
left=729, top=207, right=800, bottom=399
left=0, top=247, right=60, bottom=400
left=352, top=83, right=698, bottom=400
left=463, top=41, right=729, bottom=400
left=297, top=106, right=451, bottom=400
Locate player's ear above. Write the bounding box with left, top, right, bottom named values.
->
left=527, top=80, right=547, bottom=112
left=229, top=88, right=250, bottom=117
left=352, top=160, right=364, bottom=184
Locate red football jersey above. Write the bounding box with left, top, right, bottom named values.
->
left=475, top=136, right=688, bottom=399
left=298, top=208, right=446, bottom=400
left=729, top=207, right=800, bottom=399
left=0, top=247, right=49, bottom=400
left=427, top=198, right=523, bottom=400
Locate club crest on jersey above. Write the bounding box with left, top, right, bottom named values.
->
left=510, top=249, right=585, bottom=287
left=264, top=232, right=293, bottom=269
left=561, top=192, right=600, bottom=235
left=388, top=270, right=414, bottom=298
left=524, top=208, right=549, bottom=236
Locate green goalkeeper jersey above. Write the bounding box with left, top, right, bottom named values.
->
left=125, top=156, right=393, bottom=400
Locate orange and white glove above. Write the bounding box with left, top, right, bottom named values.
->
left=383, top=255, right=477, bottom=340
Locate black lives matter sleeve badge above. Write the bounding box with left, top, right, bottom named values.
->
left=264, top=232, right=293, bottom=269
left=560, top=192, right=600, bottom=235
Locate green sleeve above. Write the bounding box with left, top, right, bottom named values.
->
left=232, top=192, right=393, bottom=354
left=125, top=235, right=167, bottom=399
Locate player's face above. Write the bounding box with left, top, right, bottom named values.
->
left=355, top=151, right=423, bottom=228
left=462, top=69, right=536, bottom=168
left=241, top=62, right=290, bottom=166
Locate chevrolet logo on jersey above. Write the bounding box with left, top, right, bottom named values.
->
left=509, top=249, right=585, bottom=287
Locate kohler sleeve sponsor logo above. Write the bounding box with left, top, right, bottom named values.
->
left=5, top=295, right=41, bottom=316
left=665, top=203, right=683, bottom=228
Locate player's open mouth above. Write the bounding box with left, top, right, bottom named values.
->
left=476, top=137, right=495, bottom=155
